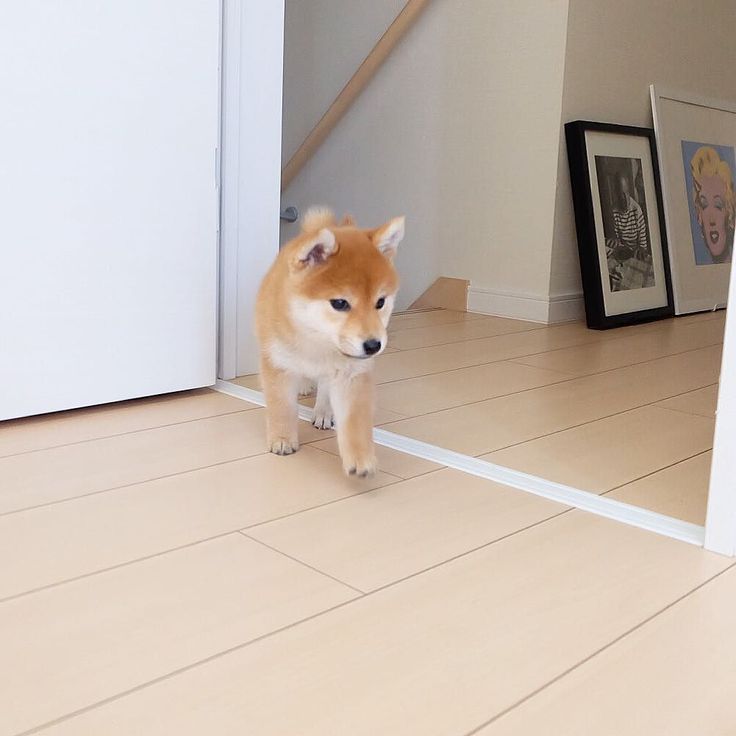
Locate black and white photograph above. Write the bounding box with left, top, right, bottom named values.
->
left=594, top=155, right=655, bottom=291
left=565, top=121, right=673, bottom=329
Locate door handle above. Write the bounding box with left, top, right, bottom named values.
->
left=280, top=206, right=299, bottom=223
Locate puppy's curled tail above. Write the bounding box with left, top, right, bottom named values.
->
left=301, top=206, right=336, bottom=234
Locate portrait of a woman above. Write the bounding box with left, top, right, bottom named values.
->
left=683, top=143, right=736, bottom=265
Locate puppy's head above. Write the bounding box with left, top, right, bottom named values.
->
left=286, top=208, right=403, bottom=359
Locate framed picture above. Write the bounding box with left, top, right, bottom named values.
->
left=565, top=120, right=673, bottom=329
left=650, top=85, right=736, bottom=314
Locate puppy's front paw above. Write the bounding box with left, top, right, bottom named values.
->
left=269, top=437, right=300, bottom=456
left=342, top=452, right=377, bottom=478
left=312, top=409, right=334, bottom=430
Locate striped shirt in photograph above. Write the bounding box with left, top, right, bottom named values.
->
left=612, top=196, right=648, bottom=251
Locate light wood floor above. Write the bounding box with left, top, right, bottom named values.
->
left=235, top=308, right=725, bottom=525
left=2, top=384, right=736, bottom=734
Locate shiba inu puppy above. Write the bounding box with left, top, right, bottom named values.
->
left=255, top=207, right=404, bottom=477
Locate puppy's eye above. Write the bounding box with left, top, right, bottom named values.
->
left=330, top=299, right=351, bottom=312
left=376, top=297, right=386, bottom=310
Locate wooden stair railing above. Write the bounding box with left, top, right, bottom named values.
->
left=281, top=0, right=431, bottom=191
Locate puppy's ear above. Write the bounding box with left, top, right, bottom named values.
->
left=340, top=214, right=356, bottom=226
left=372, top=216, right=405, bottom=259
left=292, top=228, right=337, bottom=269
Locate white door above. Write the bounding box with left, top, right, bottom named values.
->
left=0, top=2, right=220, bottom=420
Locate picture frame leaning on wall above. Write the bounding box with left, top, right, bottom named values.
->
left=565, top=120, right=674, bottom=329
left=650, top=84, right=736, bottom=315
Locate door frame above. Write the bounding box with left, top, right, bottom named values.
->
left=218, top=0, right=285, bottom=380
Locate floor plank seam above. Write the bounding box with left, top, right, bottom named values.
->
left=0, top=451, right=270, bottom=519
left=0, top=530, right=240, bottom=606
left=239, top=531, right=367, bottom=595
left=379, top=382, right=717, bottom=456
left=387, top=324, right=561, bottom=351
left=383, top=312, right=723, bottom=354
left=0, top=408, right=258, bottom=460
left=376, top=347, right=721, bottom=420
left=462, top=558, right=736, bottom=736
left=0, top=480, right=413, bottom=604
left=377, top=335, right=723, bottom=387
left=327, top=507, right=574, bottom=597
left=387, top=316, right=488, bottom=335
left=377, top=362, right=577, bottom=390
left=506, top=342, right=723, bottom=380
left=599, top=449, right=714, bottom=498
left=654, top=403, right=717, bottom=420
left=238, top=475, right=411, bottom=532
left=380, top=339, right=715, bottom=385
left=375, top=339, right=721, bottom=386
left=465, top=396, right=715, bottom=460
left=0, top=478, right=413, bottom=605
left=390, top=320, right=547, bottom=339
left=16, top=505, right=576, bottom=736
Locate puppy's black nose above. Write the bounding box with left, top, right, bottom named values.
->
left=363, top=339, right=382, bottom=356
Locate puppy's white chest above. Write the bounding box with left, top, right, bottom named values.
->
left=268, top=339, right=369, bottom=381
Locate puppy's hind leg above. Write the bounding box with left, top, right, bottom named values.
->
left=312, top=378, right=334, bottom=430
left=260, top=356, right=300, bottom=455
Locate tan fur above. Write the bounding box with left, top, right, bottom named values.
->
left=254, top=207, right=404, bottom=476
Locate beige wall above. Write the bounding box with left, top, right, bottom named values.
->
left=551, top=0, right=736, bottom=298
left=282, top=0, right=569, bottom=309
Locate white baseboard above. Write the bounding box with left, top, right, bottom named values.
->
left=548, top=291, right=585, bottom=323
left=468, top=286, right=584, bottom=324
left=467, top=287, right=549, bottom=322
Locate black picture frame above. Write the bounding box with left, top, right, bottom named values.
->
left=565, top=120, right=674, bottom=329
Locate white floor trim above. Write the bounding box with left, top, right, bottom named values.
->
left=214, top=379, right=706, bottom=548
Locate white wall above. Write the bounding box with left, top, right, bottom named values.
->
left=282, top=0, right=569, bottom=310
left=551, top=0, right=736, bottom=299
left=281, top=0, right=442, bottom=308
left=282, top=1, right=736, bottom=315
left=282, top=0, right=405, bottom=167
left=431, top=0, right=569, bottom=319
